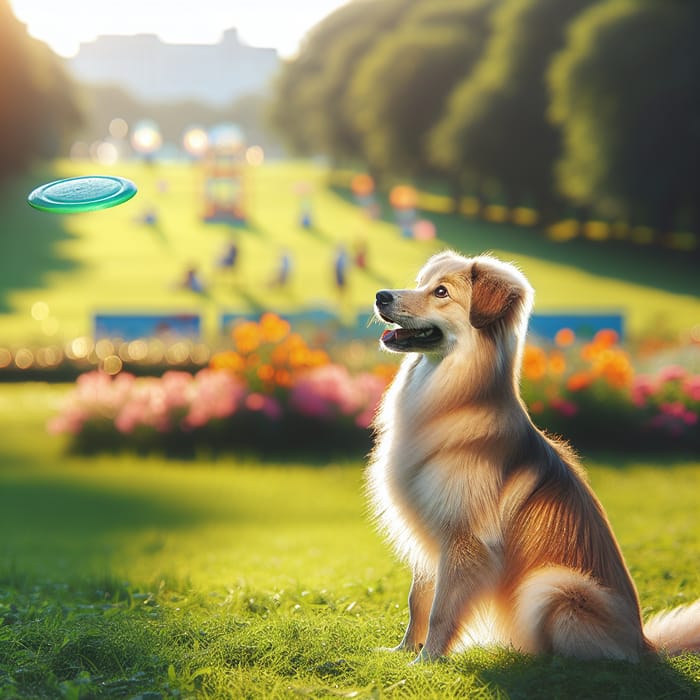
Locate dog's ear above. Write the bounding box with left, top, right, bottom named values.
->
left=469, top=261, right=523, bottom=329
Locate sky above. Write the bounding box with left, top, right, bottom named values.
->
left=9, top=0, right=351, bottom=58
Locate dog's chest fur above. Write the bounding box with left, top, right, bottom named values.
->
left=371, top=355, right=510, bottom=564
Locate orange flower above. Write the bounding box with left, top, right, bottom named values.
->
left=522, top=345, right=547, bottom=381
left=275, top=368, right=292, bottom=387
left=594, top=329, right=619, bottom=348
left=567, top=371, right=594, bottom=392
left=582, top=329, right=621, bottom=361
left=555, top=328, right=575, bottom=347
left=232, top=321, right=262, bottom=354
left=209, top=351, right=244, bottom=373
left=548, top=350, right=567, bottom=376
left=581, top=341, right=602, bottom=362
left=259, top=312, right=290, bottom=343
left=592, top=348, right=633, bottom=388
left=257, top=364, right=275, bottom=382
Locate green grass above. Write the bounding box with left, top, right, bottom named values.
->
left=0, top=160, right=698, bottom=347
left=1, top=383, right=699, bottom=698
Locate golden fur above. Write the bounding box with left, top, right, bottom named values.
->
left=367, top=250, right=700, bottom=662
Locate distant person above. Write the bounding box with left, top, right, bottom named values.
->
left=180, top=265, right=205, bottom=294
left=141, top=207, right=158, bottom=226
left=270, top=250, right=292, bottom=288
left=353, top=239, right=368, bottom=270
left=334, top=245, right=349, bottom=294
left=217, top=240, right=239, bottom=271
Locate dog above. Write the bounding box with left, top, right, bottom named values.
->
left=367, top=250, right=700, bottom=663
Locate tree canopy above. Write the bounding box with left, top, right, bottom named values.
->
left=349, top=0, right=494, bottom=178
left=267, top=0, right=417, bottom=161
left=549, top=0, right=700, bottom=231
left=429, top=0, right=597, bottom=211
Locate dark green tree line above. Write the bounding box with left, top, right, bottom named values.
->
left=349, top=0, right=496, bottom=180
left=429, top=0, right=597, bottom=216
left=268, top=0, right=418, bottom=162
left=549, top=0, right=700, bottom=233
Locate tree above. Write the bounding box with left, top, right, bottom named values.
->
left=268, top=0, right=417, bottom=162
left=349, top=0, right=495, bottom=179
left=549, top=0, right=700, bottom=234
left=267, top=0, right=379, bottom=157
left=0, top=0, right=81, bottom=179
left=430, top=0, right=596, bottom=214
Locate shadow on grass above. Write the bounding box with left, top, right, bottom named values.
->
left=0, top=469, right=217, bottom=541
left=460, top=647, right=700, bottom=700
left=327, top=185, right=699, bottom=298
left=0, top=167, right=83, bottom=314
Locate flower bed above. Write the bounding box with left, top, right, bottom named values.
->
left=48, top=314, right=388, bottom=457
left=521, top=329, right=698, bottom=450
left=48, top=315, right=698, bottom=456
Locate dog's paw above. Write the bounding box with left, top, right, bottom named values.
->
left=373, top=644, right=411, bottom=653
left=409, top=647, right=446, bottom=665
left=374, top=641, right=422, bottom=654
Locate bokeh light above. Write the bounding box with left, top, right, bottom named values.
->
left=31, top=301, right=49, bottom=321
left=14, top=348, right=33, bottom=370
left=183, top=127, right=209, bottom=158
left=101, top=355, right=123, bottom=375
left=109, top=117, right=129, bottom=140
left=389, top=185, right=417, bottom=210
left=413, top=219, right=436, bottom=240
left=127, top=339, right=149, bottom=362
left=96, top=141, right=119, bottom=165
left=245, top=145, right=265, bottom=166
left=69, top=337, right=93, bottom=360
left=351, top=174, right=374, bottom=197
left=131, top=120, right=163, bottom=155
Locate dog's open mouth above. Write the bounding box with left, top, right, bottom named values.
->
left=379, top=319, right=443, bottom=352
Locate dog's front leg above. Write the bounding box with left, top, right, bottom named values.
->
left=413, top=537, right=492, bottom=663
left=395, top=571, right=435, bottom=653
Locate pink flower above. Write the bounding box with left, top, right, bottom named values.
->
left=290, top=365, right=361, bottom=419
left=660, top=402, right=686, bottom=418
left=183, top=368, right=245, bottom=428
left=245, top=392, right=282, bottom=419
left=658, top=365, right=687, bottom=383
left=683, top=375, right=700, bottom=401
left=550, top=397, right=578, bottom=417
left=631, top=374, right=656, bottom=407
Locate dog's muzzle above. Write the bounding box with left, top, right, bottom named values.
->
left=374, top=289, right=443, bottom=352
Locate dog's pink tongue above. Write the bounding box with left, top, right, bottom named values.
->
left=381, top=329, right=397, bottom=343
left=382, top=328, right=414, bottom=343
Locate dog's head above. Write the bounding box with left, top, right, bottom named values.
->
left=374, top=251, right=533, bottom=356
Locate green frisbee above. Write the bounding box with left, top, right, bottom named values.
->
left=27, top=175, right=137, bottom=213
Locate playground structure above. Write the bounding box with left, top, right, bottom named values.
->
left=201, top=133, right=247, bottom=225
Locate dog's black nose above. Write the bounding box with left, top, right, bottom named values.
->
left=376, top=290, right=393, bottom=307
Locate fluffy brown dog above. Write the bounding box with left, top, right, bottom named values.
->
left=367, top=250, right=700, bottom=663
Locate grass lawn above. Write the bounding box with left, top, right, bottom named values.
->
left=0, top=160, right=698, bottom=347
left=0, top=383, right=699, bottom=698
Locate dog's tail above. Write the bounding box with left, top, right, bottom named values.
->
left=644, top=600, right=700, bottom=656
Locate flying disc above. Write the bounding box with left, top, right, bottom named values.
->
left=27, top=175, right=137, bottom=213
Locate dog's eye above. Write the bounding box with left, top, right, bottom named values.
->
left=433, top=285, right=449, bottom=298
